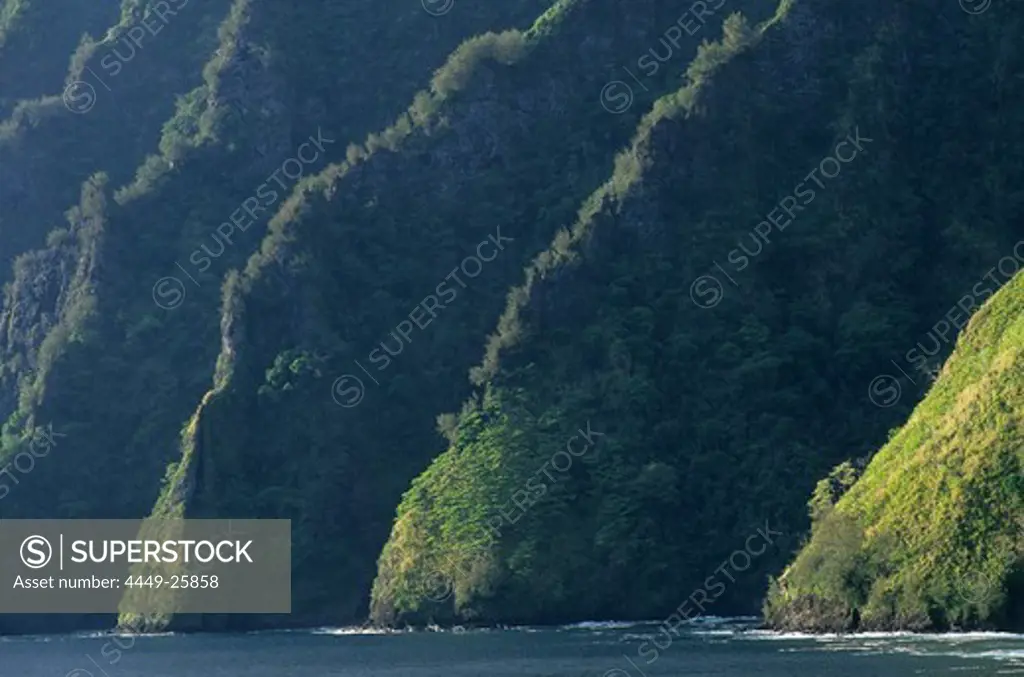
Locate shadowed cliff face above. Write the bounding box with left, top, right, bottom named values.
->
left=0, top=0, right=234, bottom=284
left=0, top=0, right=122, bottom=116
left=140, top=0, right=782, bottom=631
left=367, top=0, right=1024, bottom=626
left=0, top=0, right=1021, bottom=639
left=0, top=0, right=555, bottom=634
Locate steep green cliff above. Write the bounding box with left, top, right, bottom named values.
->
left=0, top=0, right=232, bottom=279
left=1, top=0, right=553, bottom=520
left=765, top=270, right=1024, bottom=631
left=370, top=0, right=1024, bottom=625
left=135, top=0, right=781, bottom=631
left=0, top=0, right=1021, bottom=638
left=0, top=0, right=551, bottom=634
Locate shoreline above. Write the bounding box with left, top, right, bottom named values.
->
left=3, top=615, right=1024, bottom=640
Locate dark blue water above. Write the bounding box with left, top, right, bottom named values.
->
left=2, top=618, right=1021, bottom=676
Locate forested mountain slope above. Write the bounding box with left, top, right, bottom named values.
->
left=134, top=0, right=782, bottom=631
left=0, top=0, right=121, bottom=115
left=0, top=0, right=552, bottom=635
left=369, top=0, right=1024, bottom=625
left=765, top=270, right=1024, bottom=632
left=0, top=0, right=234, bottom=279
left=0, top=0, right=1020, bottom=639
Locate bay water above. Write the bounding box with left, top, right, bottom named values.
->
left=2, top=617, right=1022, bottom=676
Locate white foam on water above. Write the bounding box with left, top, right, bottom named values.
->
left=557, top=620, right=660, bottom=630
left=307, top=626, right=397, bottom=635
left=719, top=624, right=1024, bottom=667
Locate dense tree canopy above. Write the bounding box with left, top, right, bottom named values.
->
left=0, top=0, right=1019, bottom=636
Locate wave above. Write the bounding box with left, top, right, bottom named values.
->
left=556, top=620, right=661, bottom=630
left=306, top=626, right=398, bottom=636
left=727, top=628, right=1024, bottom=667
left=738, top=629, right=1024, bottom=642
left=0, top=630, right=177, bottom=643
